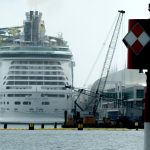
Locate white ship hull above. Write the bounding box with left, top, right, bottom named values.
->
left=0, top=91, right=73, bottom=123
left=0, top=58, right=74, bottom=123
left=0, top=11, right=74, bottom=123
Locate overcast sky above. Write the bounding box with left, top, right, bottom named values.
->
left=0, top=0, right=149, bottom=87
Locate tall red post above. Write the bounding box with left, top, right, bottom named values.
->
left=122, top=4, right=150, bottom=150
left=144, top=70, right=150, bottom=150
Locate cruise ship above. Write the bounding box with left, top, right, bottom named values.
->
left=0, top=11, right=74, bottom=123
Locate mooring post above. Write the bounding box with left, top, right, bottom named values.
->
left=144, top=70, right=150, bottom=150
left=4, top=123, right=7, bottom=129
left=135, top=122, right=138, bottom=131
left=64, top=110, right=67, bottom=127
left=77, top=118, right=83, bottom=130
left=54, top=122, right=57, bottom=128
left=41, top=124, right=44, bottom=129
left=29, top=123, right=34, bottom=130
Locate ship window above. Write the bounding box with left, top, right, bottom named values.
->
left=44, top=82, right=65, bottom=85
left=6, top=81, right=14, bottom=85
left=23, top=101, right=31, bottom=105
left=44, top=76, right=65, bottom=80
left=59, top=94, right=65, bottom=98
left=28, top=66, right=43, bottom=70
left=28, top=71, right=43, bottom=75
left=7, top=76, right=28, bottom=80
left=7, top=76, right=14, bottom=80
left=42, top=102, right=50, bottom=105
left=39, top=109, right=43, bottom=112
left=9, top=66, right=28, bottom=70
left=125, top=90, right=134, bottom=99
left=7, top=94, right=12, bottom=97
left=59, top=47, right=68, bottom=51
left=29, top=61, right=42, bottom=65
left=8, top=94, right=32, bottom=97
left=6, top=86, right=32, bottom=90
left=14, top=108, right=18, bottom=112
left=8, top=94, right=13, bottom=97
left=37, top=82, right=43, bottom=85
left=28, top=81, right=43, bottom=85
left=7, top=102, right=9, bottom=105
left=41, top=86, right=66, bottom=90
left=29, top=76, right=43, bottom=80
left=14, top=101, right=21, bottom=105
left=136, top=89, right=144, bottom=98
left=44, top=71, right=64, bottom=75
left=29, top=82, right=36, bottom=85
left=8, top=71, right=17, bottom=74
left=44, top=61, right=60, bottom=65
left=41, top=94, right=65, bottom=98
left=43, top=66, right=62, bottom=70
left=29, top=108, right=34, bottom=112
left=17, top=76, right=28, bottom=80
left=14, top=81, right=28, bottom=85
left=136, top=101, right=143, bottom=107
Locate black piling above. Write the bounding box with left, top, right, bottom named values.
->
left=41, top=124, right=44, bottom=129
left=4, top=123, right=7, bottom=129
left=135, top=122, right=139, bottom=131
left=29, top=123, right=34, bottom=130
left=78, top=118, right=83, bottom=130
left=64, top=110, right=68, bottom=127
left=54, top=122, right=57, bottom=128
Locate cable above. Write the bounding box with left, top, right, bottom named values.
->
left=83, top=13, right=119, bottom=87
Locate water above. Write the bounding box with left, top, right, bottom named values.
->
left=0, top=128, right=144, bottom=150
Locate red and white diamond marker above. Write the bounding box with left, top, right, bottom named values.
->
left=123, top=23, right=150, bottom=55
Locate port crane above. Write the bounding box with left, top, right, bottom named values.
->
left=72, top=10, right=125, bottom=121
left=65, top=10, right=125, bottom=127
left=92, top=10, right=125, bottom=117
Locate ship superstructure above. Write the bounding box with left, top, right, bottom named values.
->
left=0, top=11, right=74, bottom=123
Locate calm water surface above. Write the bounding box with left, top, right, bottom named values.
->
left=0, top=129, right=144, bottom=150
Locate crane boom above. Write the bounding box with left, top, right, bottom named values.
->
left=93, top=10, right=125, bottom=116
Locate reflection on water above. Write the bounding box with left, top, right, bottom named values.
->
left=0, top=127, right=144, bottom=150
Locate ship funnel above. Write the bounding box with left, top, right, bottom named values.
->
left=30, top=11, right=33, bottom=20
left=24, top=11, right=44, bottom=42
